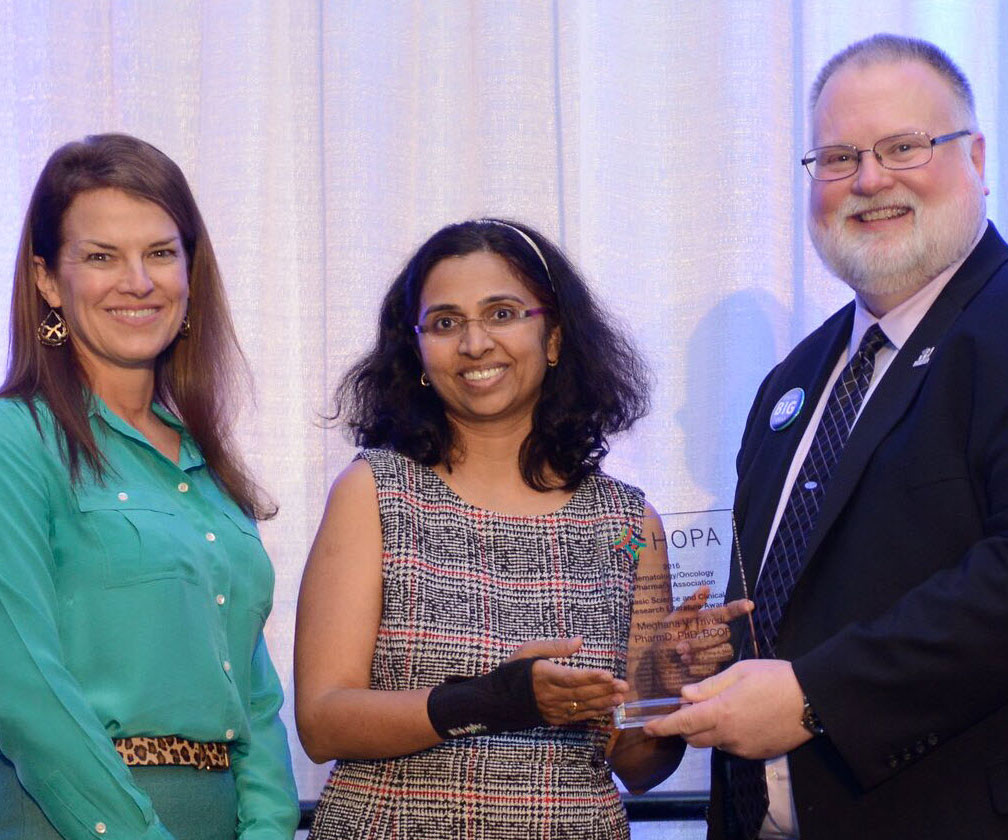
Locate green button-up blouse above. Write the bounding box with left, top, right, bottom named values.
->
left=0, top=396, right=298, bottom=839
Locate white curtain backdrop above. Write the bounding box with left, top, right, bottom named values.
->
left=1, top=0, right=1005, bottom=803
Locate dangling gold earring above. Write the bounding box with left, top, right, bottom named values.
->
left=38, top=308, right=69, bottom=347
left=420, top=372, right=431, bottom=387
left=178, top=314, right=192, bottom=339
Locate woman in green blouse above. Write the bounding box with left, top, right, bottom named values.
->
left=0, top=134, right=298, bottom=839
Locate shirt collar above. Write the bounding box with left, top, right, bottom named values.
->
left=88, top=394, right=204, bottom=470
left=850, top=220, right=988, bottom=356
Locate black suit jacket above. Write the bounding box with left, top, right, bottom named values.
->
left=708, top=224, right=1008, bottom=839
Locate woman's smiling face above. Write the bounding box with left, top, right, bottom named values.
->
left=35, top=187, right=189, bottom=385
left=416, top=250, right=559, bottom=431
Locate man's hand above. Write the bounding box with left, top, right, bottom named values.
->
left=642, top=659, right=812, bottom=759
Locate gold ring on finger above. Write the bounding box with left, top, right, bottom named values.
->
left=567, top=700, right=578, bottom=717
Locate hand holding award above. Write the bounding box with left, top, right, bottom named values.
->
left=615, top=509, right=754, bottom=728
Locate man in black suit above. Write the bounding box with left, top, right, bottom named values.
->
left=645, top=34, right=1008, bottom=839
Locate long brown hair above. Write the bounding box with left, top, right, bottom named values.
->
left=2, top=133, right=274, bottom=519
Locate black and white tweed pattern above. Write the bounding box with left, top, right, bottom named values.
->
left=309, top=448, right=644, bottom=840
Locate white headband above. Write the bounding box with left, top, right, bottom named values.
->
left=477, top=219, right=555, bottom=291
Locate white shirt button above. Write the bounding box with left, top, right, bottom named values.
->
left=225, top=728, right=235, bottom=739
left=223, top=660, right=231, bottom=672
left=216, top=594, right=226, bottom=605
left=205, top=532, right=216, bottom=542
left=95, top=823, right=107, bottom=835
left=117, top=492, right=128, bottom=502
left=177, top=481, right=190, bottom=493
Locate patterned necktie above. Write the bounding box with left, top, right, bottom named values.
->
left=730, top=323, right=888, bottom=839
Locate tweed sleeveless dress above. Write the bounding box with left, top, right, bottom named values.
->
left=308, top=448, right=645, bottom=840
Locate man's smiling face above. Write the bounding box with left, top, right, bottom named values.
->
left=807, top=58, right=986, bottom=315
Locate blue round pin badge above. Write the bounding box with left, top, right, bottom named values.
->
left=769, top=387, right=805, bottom=431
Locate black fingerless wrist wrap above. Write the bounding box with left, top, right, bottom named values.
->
left=427, top=658, right=546, bottom=739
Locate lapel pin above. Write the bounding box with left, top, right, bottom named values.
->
left=770, top=387, right=805, bottom=431
left=912, top=347, right=934, bottom=368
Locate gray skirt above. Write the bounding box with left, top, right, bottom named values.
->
left=0, top=751, right=237, bottom=839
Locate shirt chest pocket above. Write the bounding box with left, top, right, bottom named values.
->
left=74, top=486, right=202, bottom=587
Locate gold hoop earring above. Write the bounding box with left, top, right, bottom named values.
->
left=420, top=372, right=431, bottom=387
left=38, top=308, right=69, bottom=347
left=178, top=314, right=192, bottom=339
left=547, top=357, right=559, bottom=368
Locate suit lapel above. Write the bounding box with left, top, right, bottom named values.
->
left=800, top=224, right=1008, bottom=568
left=737, top=307, right=854, bottom=586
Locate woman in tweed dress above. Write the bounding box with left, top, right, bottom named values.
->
left=296, top=219, right=743, bottom=838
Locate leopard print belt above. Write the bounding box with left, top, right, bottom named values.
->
left=114, top=735, right=230, bottom=771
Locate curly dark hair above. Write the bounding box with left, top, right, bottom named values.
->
left=335, top=218, right=651, bottom=491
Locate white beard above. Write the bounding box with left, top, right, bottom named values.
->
left=809, top=178, right=986, bottom=301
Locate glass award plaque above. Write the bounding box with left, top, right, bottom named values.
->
left=613, top=508, right=755, bottom=729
